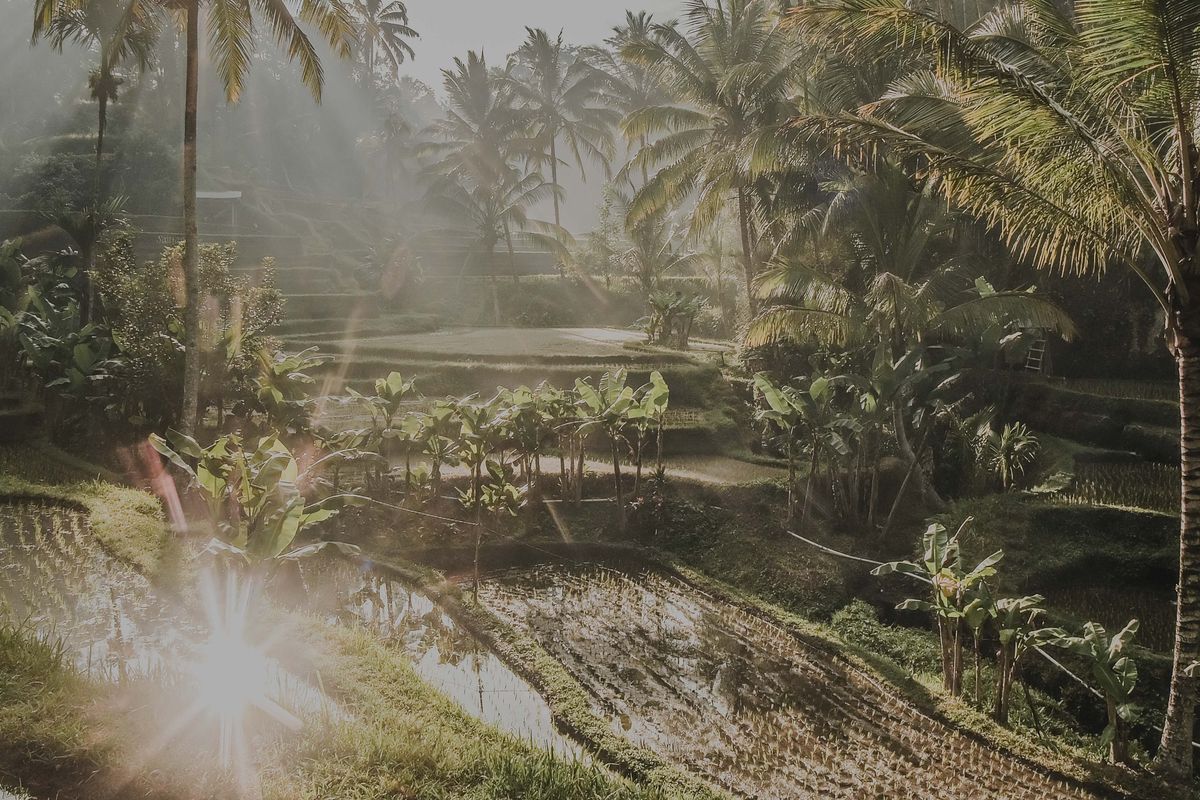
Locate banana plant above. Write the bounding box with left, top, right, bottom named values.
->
left=627, top=370, right=670, bottom=497
left=754, top=372, right=858, bottom=528
left=497, top=383, right=556, bottom=494
left=254, top=347, right=331, bottom=435
left=576, top=369, right=639, bottom=531
left=347, top=371, right=417, bottom=490
left=1044, top=620, right=1141, bottom=764
left=993, top=594, right=1049, bottom=725
left=150, top=430, right=361, bottom=571
left=459, top=458, right=528, bottom=598
left=544, top=384, right=587, bottom=503
left=873, top=518, right=1002, bottom=697
left=415, top=402, right=461, bottom=494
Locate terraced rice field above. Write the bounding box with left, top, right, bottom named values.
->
left=0, top=501, right=182, bottom=679
left=482, top=565, right=1102, bottom=800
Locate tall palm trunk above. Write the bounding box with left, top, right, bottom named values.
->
left=1159, top=326, right=1200, bottom=778
left=179, top=1, right=201, bottom=435
left=737, top=189, right=757, bottom=313
left=549, top=134, right=561, bottom=230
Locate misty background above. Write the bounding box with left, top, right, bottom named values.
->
left=0, top=0, right=687, bottom=239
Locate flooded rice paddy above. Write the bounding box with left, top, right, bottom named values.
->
left=482, top=564, right=1100, bottom=800
left=0, top=500, right=577, bottom=756
left=0, top=501, right=1108, bottom=796
left=0, top=501, right=187, bottom=679
left=294, top=556, right=585, bottom=757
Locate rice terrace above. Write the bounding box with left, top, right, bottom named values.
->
left=1, top=0, right=1199, bottom=798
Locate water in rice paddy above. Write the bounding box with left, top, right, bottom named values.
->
left=481, top=563, right=1099, bottom=800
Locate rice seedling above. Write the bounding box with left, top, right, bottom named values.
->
left=1059, top=462, right=1179, bottom=514
left=1060, top=379, right=1178, bottom=403
left=482, top=564, right=1103, bottom=800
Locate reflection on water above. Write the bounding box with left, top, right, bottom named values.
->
left=0, top=502, right=187, bottom=680
left=296, top=557, right=583, bottom=758
left=0, top=502, right=332, bottom=719
left=484, top=565, right=1099, bottom=800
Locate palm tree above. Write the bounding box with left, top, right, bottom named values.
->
left=39, top=0, right=358, bottom=434
left=351, top=0, right=418, bottom=83
left=598, top=187, right=701, bottom=297
left=32, top=0, right=158, bottom=320
left=424, top=51, right=529, bottom=195
left=508, top=28, right=618, bottom=232
left=32, top=0, right=157, bottom=186
left=788, top=0, right=1200, bottom=777
left=171, top=0, right=352, bottom=433
left=424, top=52, right=566, bottom=291
left=582, top=12, right=671, bottom=188
left=426, top=168, right=561, bottom=284
left=621, top=0, right=805, bottom=312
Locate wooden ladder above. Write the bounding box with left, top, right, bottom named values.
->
left=1024, top=338, right=1047, bottom=373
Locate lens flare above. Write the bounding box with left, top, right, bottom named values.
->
left=193, top=569, right=301, bottom=771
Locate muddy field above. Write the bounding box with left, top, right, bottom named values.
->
left=482, top=564, right=1103, bottom=800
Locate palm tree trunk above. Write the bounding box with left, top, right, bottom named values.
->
left=180, top=0, right=201, bottom=436
left=786, top=439, right=797, bottom=524
left=893, top=404, right=944, bottom=509
left=504, top=223, right=518, bottom=283
left=737, top=189, right=757, bottom=313
left=549, top=136, right=561, bottom=230
left=1158, top=328, right=1200, bottom=779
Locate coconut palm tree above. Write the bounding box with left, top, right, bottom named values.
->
left=351, top=0, right=418, bottom=83
left=508, top=28, right=618, bottom=232
left=621, top=0, right=805, bottom=312
left=32, top=0, right=158, bottom=187
left=426, top=168, right=562, bottom=284
left=424, top=51, right=530, bottom=194
left=424, top=52, right=566, bottom=290
left=582, top=12, right=672, bottom=188
left=166, top=0, right=355, bottom=433
left=788, top=0, right=1200, bottom=777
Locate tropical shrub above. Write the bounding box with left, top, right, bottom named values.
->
left=95, top=237, right=284, bottom=429
left=985, top=422, right=1040, bottom=491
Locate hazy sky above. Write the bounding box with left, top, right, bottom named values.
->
left=401, top=0, right=686, bottom=90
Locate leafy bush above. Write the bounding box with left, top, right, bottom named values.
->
left=95, top=236, right=283, bottom=429
left=830, top=599, right=942, bottom=676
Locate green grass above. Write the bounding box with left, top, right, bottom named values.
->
left=0, top=623, right=106, bottom=799
left=0, top=444, right=180, bottom=581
